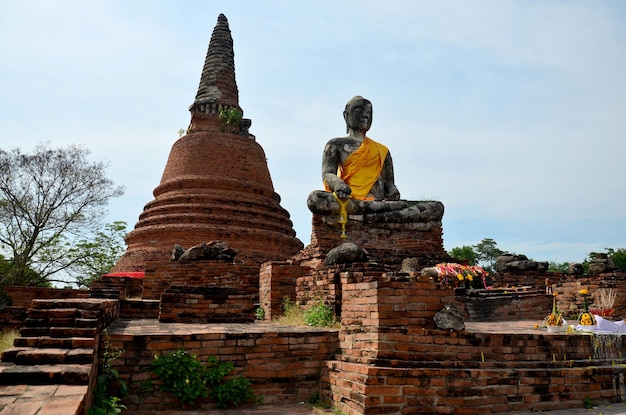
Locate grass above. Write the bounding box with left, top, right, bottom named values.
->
left=276, top=297, right=339, bottom=328
left=276, top=297, right=307, bottom=326
left=0, top=330, right=18, bottom=353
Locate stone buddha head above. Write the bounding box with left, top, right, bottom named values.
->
left=343, top=96, right=373, bottom=134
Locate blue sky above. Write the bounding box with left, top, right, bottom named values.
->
left=1, top=0, right=624, bottom=264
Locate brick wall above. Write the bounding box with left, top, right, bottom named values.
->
left=495, top=272, right=626, bottom=320
left=5, top=286, right=89, bottom=308
left=328, top=355, right=624, bottom=415
left=105, top=324, right=339, bottom=411
left=159, top=285, right=255, bottom=323
left=553, top=274, right=626, bottom=319
left=0, top=306, right=27, bottom=330
left=259, top=262, right=301, bottom=320
left=142, top=259, right=260, bottom=300
left=495, top=271, right=557, bottom=287
left=327, top=271, right=626, bottom=414
left=338, top=271, right=454, bottom=364
left=296, top=266, right=344, bottom=311
left=455, top=290, right=551, bottom=322
left=119, top=299, right=160, bottom=319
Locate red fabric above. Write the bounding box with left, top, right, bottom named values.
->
left=102, top=272, right=144, bottom=279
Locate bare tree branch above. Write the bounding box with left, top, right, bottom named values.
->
left=0, top=143, right=124, bottom=286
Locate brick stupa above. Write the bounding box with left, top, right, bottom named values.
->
left=113, top=14, right=303, bottom=272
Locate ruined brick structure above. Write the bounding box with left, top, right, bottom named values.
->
left=113, top=13, right=302, bottom=274
left=3, top=13, right=626, bottom=415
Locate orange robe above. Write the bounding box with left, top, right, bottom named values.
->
left=326, top=137, right=388, bottom=200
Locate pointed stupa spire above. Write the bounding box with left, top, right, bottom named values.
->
left=112, top=13, right=303, bottom=279
left=190, top=13, right=240, bottom=115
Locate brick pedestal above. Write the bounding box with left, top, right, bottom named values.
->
left=301, top=208, right=448, bottom=267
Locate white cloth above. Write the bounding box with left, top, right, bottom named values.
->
left=575, top=315, right=626, bottom=333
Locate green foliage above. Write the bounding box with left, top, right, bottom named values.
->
left=89, top=332, right=127, bottom=415
left=583, top=395, right=593, bottom=409
left=140, top=379, right=153, bottom=392
left=585, top=248, right=626, bottom=273
left=204, top=355, right=234, bottom=387
left=218, top=108, right=243, bottom=133
left=303, top=299, right=336, bottom=327
left=151, top=349, right=255, bottom=408
left=277, top=296, right=338, bottom=327
left=548, top=262, right=569, bottom=273
left=308, top=393, right=322, bottom=405
left=151, top=349, right=209, bottom=405
left=473, top=238, right=505, bottom=274
left=209, top=376, right=255, bottom=409
left=0, top=254, right=44, bottom=306
left=254, top=306, right=265, bottom=320
left=68, top=221, right=127, bottom=288
left=448, top=245, right=478, bottom=265
left=607, top=248, right=626, bottom=271
left=448, top=238, right=505, bottom=274
left=89, top=396, right=126, bottom=415
left=278, top=296, right=305, bottom=325
left=308, top=392, right=334, bottom=411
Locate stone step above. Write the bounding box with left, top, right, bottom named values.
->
left=19, top=326, right=98, bottom=339
left=22, top=318, right=48, bottom=327
left=30, top=298, right=115, bottom=310
left=13, top=336, right=95, bottom=349
left=25, top=317, right=99, bottom=329
left=1, top=347, right=94, bottom=365
left=89, top=288, right=121, bottom=299
left=48, top=317, right=76, bottom=327
left=0, top=362, right=92, bottom=385
left=75, top=318, right=98, bottom=328
left=28, top=308, right=79, bottom=319
left=28, top=307, right=100, bottom=320
left=1, top=347, right=22, bottom=362
left=49, top=327, right=97, bottom=338
left=19, top=327, right=49, bottom=337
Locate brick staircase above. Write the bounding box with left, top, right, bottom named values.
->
left=0, top=298, right=119, bottom=415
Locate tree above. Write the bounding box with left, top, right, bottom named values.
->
left=0, top=143, right=124, bottom=287
left=448, top=245, right=478, bottom=265
left=447, top=238, right=506, bottom=274
left=548, top=262, right=570, bottom=273
left=473, top=238, right=505, bottom=274
left=68, top=221, right=128, bottom=288
left=607, top=248, right=626, bottom=271
left=0, top=253, right=47, bottom=306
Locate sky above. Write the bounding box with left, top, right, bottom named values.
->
left=0, top=0, right=624, bottom=264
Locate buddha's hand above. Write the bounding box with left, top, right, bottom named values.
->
left=334, top=182, right=352, bottom=200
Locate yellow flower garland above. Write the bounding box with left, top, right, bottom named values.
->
left=333, top=192, right=350, bottom=239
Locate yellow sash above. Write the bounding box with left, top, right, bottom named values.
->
left=337, top=137, right=388, bottom=200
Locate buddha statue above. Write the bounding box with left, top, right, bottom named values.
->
left=321, top=95, right=399, bottom=201
left=307, top=96, right=443, bottom=224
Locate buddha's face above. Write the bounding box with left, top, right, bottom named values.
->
left=345, top=101, right=372, bottom=132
